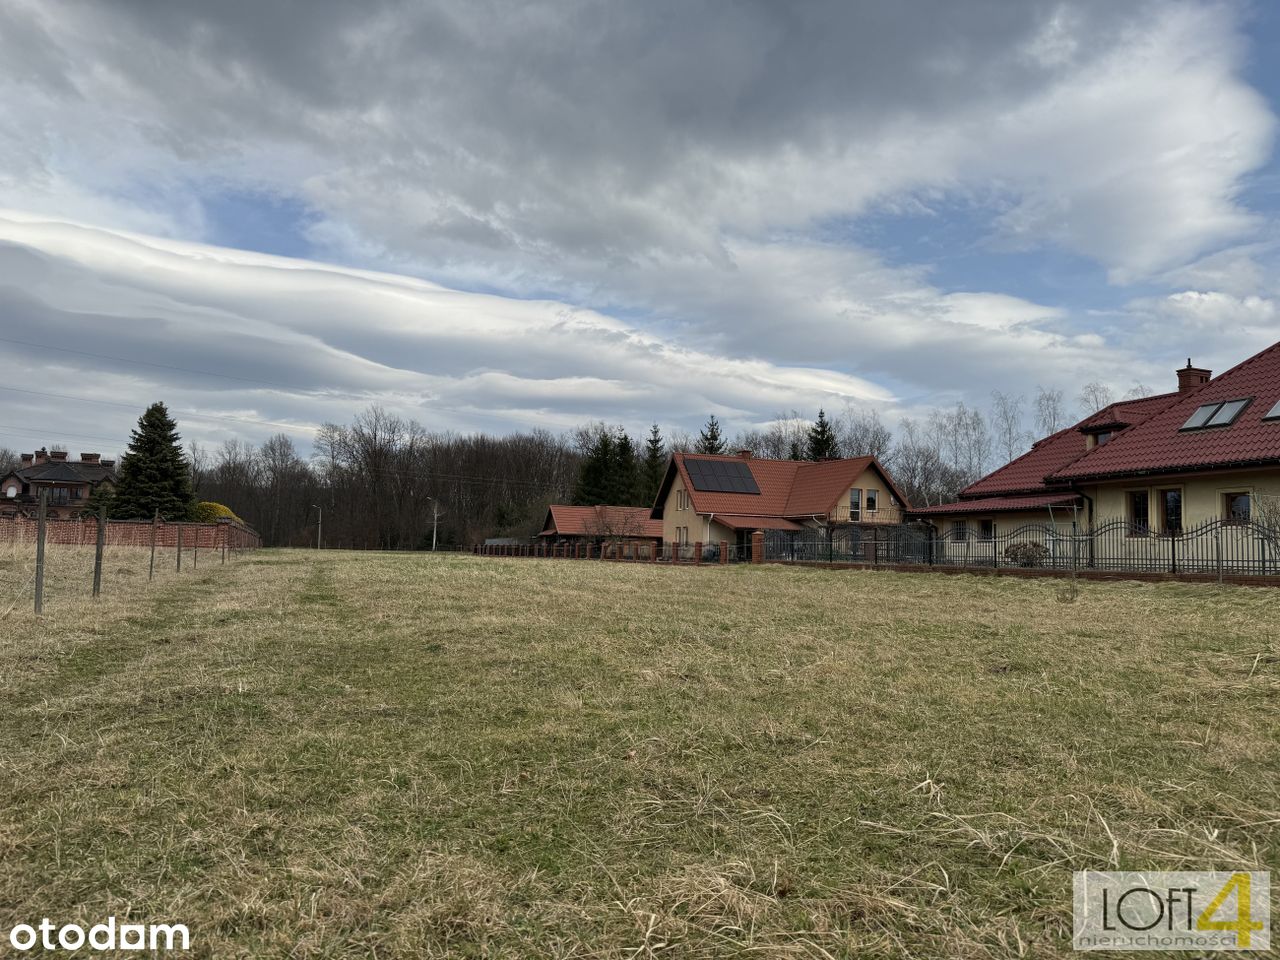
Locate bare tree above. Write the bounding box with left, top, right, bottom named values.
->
left=836, top=405, right=893, bottom=461
left=0, top=447, right=18, bottom=474
left=1034, top=386, right=1069, bottom=436
left=990, top=391, right=1032, bottom=463
left=583, top=506, right=648, bottom=558
left=1123, top=382, right=1154, bottom=400
left=1077, top=381, right=1115, bottom=415
left=665, top=429, right=694, bottom=454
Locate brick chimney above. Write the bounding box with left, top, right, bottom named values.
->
left=20, top=453, right=33, bottom=466
left=33, top=448, right=48, bottom=465
left=79, top=452, right=100, bottom=464
left=1177, top=359, right=1211, bottom=393
left=736, top=449, right=753, bottom=459
left=100, top=460, right=116, bottom=470
left=49, top=450, right=68, bottom=462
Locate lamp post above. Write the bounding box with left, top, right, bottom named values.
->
left=311, top=504, right=322, bottom=550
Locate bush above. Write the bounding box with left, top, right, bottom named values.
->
left=1004, top=541, right=1050, bottom=568
left=193, top=501, right=242, bottom=524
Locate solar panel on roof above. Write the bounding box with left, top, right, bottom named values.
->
left=685, top=457, right=760, bottom=494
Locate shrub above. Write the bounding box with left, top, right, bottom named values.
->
left=1004, top=541, right=1050, bottom=568
left=193, top=501, right=242, bottom=524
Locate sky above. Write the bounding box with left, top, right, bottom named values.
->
left=2, top=0, right=1280, bottom=459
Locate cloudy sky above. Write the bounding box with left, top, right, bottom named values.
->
left=2, top=0, right=1279, bottom=458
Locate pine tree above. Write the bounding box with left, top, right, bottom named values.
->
left=788, top=440, right=803, bottom=461
left=572, top=431, right=614, bottom=505
left=110, top=402, right=197, bottom=520
left=807, top=409, right=838, bottom=461
left=610, top=431, right=643, bottom=505
left=696, top=415, right=725, bottom=455
left=642, top=424, right=666, bottom=504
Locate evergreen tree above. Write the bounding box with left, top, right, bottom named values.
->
left=788, top=440, right=804, bottom=461
left=642, top=424, right=666, bottom=504
left=610, top=431, right=643, bottom=505
left=110, top=402, right=197, bottom=520
left=807, top=408, right=838, bottom=461
left=696, top=415, right=725, bottom=455
left=572, top=431, right=614, bottom=505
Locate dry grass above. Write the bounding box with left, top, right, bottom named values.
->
left=1, top=550, right=1277, bottom=957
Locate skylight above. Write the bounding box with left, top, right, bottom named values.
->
left=1181, top=398, right=1252, bottom=430
left=1181, top=404, right=1219, bottom=430
left=1266, top=398, right=1280, bottom=420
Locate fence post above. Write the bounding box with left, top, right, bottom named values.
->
left=719, top=540, right=728, bottom=565
left=193, top=525, right=198, bottom=569
left=1216, top=529, right=1223, bottom=585
left=694, top=541, right=703, bottom=565
left=92, top=504, right=107, bottom=598
left=1169, top=532, right=1177, bottom=575
left=34, top=488, right=47, bottom=615
left=177, top=523, right=183, bottom=572
left=149, top=511, right=158, bottom=581
left=751, top=531, right=764, bottom=564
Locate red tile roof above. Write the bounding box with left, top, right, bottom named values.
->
left=1050, top=340, right=1280, bottom=481
left=539, top=505, right=663, bottom=538
left=717, top=515, right=805, bottom=531
left=660, top=452, right=909, bottom=520
left=909, top=493, right=1082, bottom=516
left=960, top=391, right=1181, bottom=496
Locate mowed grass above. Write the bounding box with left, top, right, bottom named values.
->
left=1, top=550, right=1277, bottom=958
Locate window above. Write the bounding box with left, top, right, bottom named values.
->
left=1224, top=492, right=1251, bottom=522
left=866, top=489, right=879, bottom=514
left=1181, top=398, right=1252, bottom=430
left=950, top=520, right=968, bottom=542
left=1094, top=431, right=1113, bottom=446
left=1160, top=489, right=1182, bottom=535
left=979, top=519, right=995, bottom=540
left=1265, top=397, right=1280, bottom=420
left=848, top=488, right=861, bottom=521
left=51, top=486, right=69, bottom=505
left=3, top=484, right=15, bottom=498
left=1128, top=490, right=1150, bottom=535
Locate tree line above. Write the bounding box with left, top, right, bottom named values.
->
left=4, top=377, right=1143, bottom=547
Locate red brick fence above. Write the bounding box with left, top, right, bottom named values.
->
left=0, top=516, right=261, bottom=550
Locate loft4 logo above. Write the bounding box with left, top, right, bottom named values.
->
left=1074, top=871, right=1270, bottom=951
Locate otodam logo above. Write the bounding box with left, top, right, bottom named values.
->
left=1074, top=871, right=1270, bottom=952
left=7, top=918, right=190, bottom=953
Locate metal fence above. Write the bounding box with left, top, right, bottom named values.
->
left=765, top=517, right=1280, bottom=577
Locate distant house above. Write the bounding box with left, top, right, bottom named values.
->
left=650, top=450, right=909, bottom=554
left=909, top=344, right=1280, bottom=539
left=0, top=449, right=117, bottom=520
left=539, top=504, right=663, bottom=547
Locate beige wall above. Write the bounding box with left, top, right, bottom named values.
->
left=1089, top=467, right=1280, bottom=530
left=660, top=474, right=734, bottom=544
left=834, top=466, right=902, bottom=521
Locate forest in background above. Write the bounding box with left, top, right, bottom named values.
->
left=3, top=379, right=1145, bottom=547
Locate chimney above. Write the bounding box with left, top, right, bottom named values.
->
left=79, top=452, right=100, bottom=464
left=736, top=449, right=753, bottom=459
left=100, top=459, right=116, bottom=470
left=20, top=453, right=33, bottom=466
left=1178, top=359, right=1211, bottom=393
left=33, top=448, right=48, bottom=465
left=49, top=450, right=68, bottom=462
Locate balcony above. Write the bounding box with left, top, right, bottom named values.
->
left=828, top=504, right=904, bottom=525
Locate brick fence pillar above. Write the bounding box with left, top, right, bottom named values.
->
left=719, top=540, right=728, bottom=564
left=694, top=541, right=703, bottom=565
left=651, top=540, right=659, bottom=563
left=751, top=531, right=765, bottom=564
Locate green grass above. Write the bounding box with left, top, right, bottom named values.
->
left=1, top=550, right=1277, bottom=957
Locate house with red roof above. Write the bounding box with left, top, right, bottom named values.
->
left=650, top=450, right=910, bottom=555
left=538, top=504, right=663, bottom=547
left=909, top=341, right=1280, bottom=543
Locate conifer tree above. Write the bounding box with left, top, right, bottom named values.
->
left=110, top=402, right=197, bottom=520
left=696, top=415, right=725, bottom=455
left=789, top=440, right=803, bottom=461
left=610, top=431, right=643, bottom=505
left=572, top=430, right=614, bottom=505
left=642, top=424, right=666, bottom=504
left=807, top=409, right=838, bottom=461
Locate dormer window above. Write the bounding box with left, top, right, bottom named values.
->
left=1094, top=431, right=1113, bottom=446
left=1181, top=398, right=1252, bottom=430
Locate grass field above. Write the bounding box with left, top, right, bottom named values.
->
left=1, top=549, right=1277, bottom=958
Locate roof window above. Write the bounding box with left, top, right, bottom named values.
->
left=1181, top=398, right=1251, bottom=431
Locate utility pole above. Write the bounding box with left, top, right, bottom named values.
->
left=427, top=497, right=443, bottom=551
left=312, top=504, right=322, bottom=550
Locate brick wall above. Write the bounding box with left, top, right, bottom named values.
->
left=0, top=516, right=261, bottom=549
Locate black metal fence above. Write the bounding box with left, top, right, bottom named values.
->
left=765, top=517, right=1280, bottom=577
